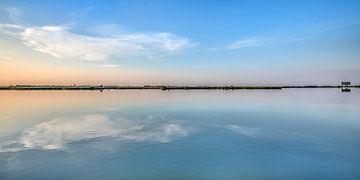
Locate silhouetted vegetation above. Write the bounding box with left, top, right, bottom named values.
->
left=0, top=84, right=358, bottom=91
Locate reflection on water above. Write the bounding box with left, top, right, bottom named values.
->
left=0, top=89, right=359, bottom=179
left=1, top=114, right=190, bottom=152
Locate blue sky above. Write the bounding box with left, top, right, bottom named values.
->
left=0, top=0, right=359, bottom=85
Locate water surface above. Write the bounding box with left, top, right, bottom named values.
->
left=0, top=89, right=359, bottom=179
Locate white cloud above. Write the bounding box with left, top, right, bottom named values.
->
left=0, top=24, right=194, bottom=61
left=0, top=114, right=191, bottom=152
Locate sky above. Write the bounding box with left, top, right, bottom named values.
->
left=0, top=0, right=359, bottom=85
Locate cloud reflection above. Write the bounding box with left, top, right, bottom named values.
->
left=0, top=114, right=190, bottom=152
left=223, top=125, right=260, bottom=138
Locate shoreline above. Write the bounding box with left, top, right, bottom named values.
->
left=0, top=85, right=358, bottom=91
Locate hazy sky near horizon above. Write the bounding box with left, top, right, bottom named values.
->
left=0, top=0, right=360, bottom=85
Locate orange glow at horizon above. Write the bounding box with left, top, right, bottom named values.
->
left=0, top=61, right=174, bottom=86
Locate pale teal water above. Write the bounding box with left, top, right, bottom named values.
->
left=0, top=89, right=359, bottom=179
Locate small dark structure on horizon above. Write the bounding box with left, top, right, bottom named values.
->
left=341, top=82, right=351, bottom=92
left=341, top=82, right=351, bottom=87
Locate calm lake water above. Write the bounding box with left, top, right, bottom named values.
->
left=0, top=89, right=359, bottom=179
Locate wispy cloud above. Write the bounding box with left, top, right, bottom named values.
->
left=0, top=24, right=23, bottom=37
left=67, top=6, right=94, bottom=20
left=0, top=24, right=194, bottom=61
left=224, top=38, right=260, bottom=50
left=219, top=20, right=359, bottom=51
left=3, top=7, right=23, bottom=23
left=279, top=36, right=311, bottom=43
left=0, top=50, right=14, bottom=63
left=0, top=55, right=11, bottom=60
left=0, top=114, right=192, bottom=152
left=221, top=35, right=310, bottom=50
left=313, top=20, right=360, bottom=32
